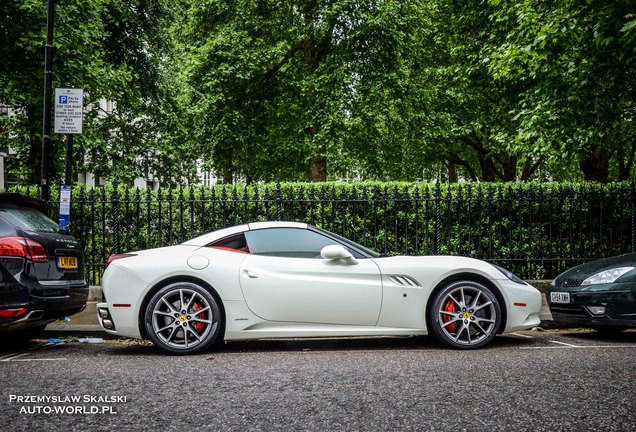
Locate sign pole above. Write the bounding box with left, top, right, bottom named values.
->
left=41, top=0, right=55, bottom=202
left=64, top=134, right=73, bottom=185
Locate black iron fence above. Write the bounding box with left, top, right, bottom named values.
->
left=13, top=181, right=636, bottom=285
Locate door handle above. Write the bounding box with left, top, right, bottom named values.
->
left=244, top=270, right=259, bottom=279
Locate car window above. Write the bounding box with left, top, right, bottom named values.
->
left=208, top=233, right=249, bottom=253
left=0, top=204, right=60, bottom=233
left=245, top=228, right=339, bottom=258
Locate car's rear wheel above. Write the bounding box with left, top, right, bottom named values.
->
left=144, top=282, right=222, bottom=355
left=429, top=280, right=501, bottom=349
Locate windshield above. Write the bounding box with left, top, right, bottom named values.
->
left=0, top=204, right=61, bottom=233
left=314, top=227, right=381, bottom=258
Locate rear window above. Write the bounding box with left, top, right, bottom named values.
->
left=0, top=205, right=60, bottom=233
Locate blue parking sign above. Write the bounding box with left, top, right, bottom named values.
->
left=59, top=95, right=68, bottom=104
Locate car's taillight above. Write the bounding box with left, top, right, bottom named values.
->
left=0, top=237, right=48, bottom=262
left=105, top=253, right=137, bottom=269
left=0, top=308, right=28, bottom=318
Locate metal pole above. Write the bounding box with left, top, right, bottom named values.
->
left=64, top=134, right=72, bottom=185
left=41, top=0, right=55, bottom=202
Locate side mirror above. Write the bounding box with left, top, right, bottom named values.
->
left=320, top=245, right=358, bottom=265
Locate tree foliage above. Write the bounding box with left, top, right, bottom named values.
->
left=1, top=0, right=635, bottom=185
left=0, top=0, right=197, bottom=186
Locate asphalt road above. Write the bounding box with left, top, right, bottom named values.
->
left=1, top=330, right=635, bottom=432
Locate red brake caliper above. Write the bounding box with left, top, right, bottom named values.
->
left=443, top=300, right=457, bottom=332
left=194, top=303, right=206, bottom=333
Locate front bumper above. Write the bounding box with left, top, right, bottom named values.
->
left=547, top=282, right=636, bottom=328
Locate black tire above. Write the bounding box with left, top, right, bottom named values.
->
left=592, top=326, right=626, bottom=335
left=429, top=280, right=502, bottom=349
left=144, top=281, right=223, bottom=355
left=0, top=325, right=47, bottom=343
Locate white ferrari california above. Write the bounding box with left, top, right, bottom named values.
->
left=97, top=221, right=541, bottom=354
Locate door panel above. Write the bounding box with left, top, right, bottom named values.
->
left=239, top=255, right=382, bottom=325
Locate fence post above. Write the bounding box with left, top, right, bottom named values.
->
left=434, top=179, right=441, bottom=255
left=276, top=181, right=282, bottom=221
left=111, top=184, right=120, bottom=254
left=629, top=180, right=636, bottom=252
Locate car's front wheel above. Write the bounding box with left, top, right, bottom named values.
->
left=144, top=282, right=222, bottom=355
left=429, top=280, right=501, bottom=349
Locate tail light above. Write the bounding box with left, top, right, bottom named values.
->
left=0, top=308, right=28, bottom=318
left=106, top=253, right=137, bottom=269
left=0, top=237, right=48, bottom=262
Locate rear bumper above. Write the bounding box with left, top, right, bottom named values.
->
left=0, top=283, right=89, bottom=332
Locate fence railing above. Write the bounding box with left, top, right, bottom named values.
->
left=13, top=181, right=636, bottom=285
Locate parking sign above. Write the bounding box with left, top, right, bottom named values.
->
left=54, top=88, right=83, bottom=134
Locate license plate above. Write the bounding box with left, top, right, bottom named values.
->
left=550, top=292, right=570, bottom=304
left=57, top=256, right=78, bottom=270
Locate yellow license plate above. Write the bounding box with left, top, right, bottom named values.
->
left=58, top=256, right=78, bottom=269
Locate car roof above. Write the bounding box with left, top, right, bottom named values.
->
left=0, top=193, right=48, bottom=214
left=182, top=221, right=309, bottom=246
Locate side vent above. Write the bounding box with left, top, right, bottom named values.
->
left=387, top=275, right=421, bottom=287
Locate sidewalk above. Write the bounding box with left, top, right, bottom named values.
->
left=45, top=281, right=555, bottom=335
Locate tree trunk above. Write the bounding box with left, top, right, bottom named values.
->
left=501, top=155, right=517, bottom=181
left=447, top=162, right=458, bottom=183
left=579, top=139, right=610, bottom=183
left=310, top=143, right=327, bottom=182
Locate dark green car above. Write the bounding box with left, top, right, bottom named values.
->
left=547, top=253, right=636, bottom=332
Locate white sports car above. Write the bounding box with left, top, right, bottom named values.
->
left=97, top=221, right=541, bottom=354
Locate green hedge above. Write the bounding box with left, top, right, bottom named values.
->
left=10, top=181, right=635, bottom=284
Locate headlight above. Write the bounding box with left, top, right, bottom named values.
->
left=581, top=267, right=634, bottom=285
left=493, top=264, right=526, bottom=285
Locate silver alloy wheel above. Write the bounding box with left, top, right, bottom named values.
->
left=437, top=284, right=497, bottom=346
left=151, top=287, right=217, bottom=350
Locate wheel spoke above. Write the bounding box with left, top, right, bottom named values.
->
left=473, top=321, right=488, bottom=334
left=179, top=290, right=186, bottom=311
left=161, top=298, right=178, bottom=314
left=469, top=291, right=481, bottom=309
left=156, top=323, right=174, bottom=333
left=447, top=293, right=462, bottom=308
left=188, top=328, right=202, bottom=341
left=183, top=292, right=196, bottom=311
left=153, top=310, right=174, bottom=318
left=192, top=306, right=210, bottom=317
left=460, top=288, right=466, bottom=307
left=442, top=318, right=461, bottom=329
left=454, top=325, right=466, bottom=342
left=191, top=317, right=212, bottom=324
left=473, top=300, right=493, bottom=312
left=166, top=327, right=178, bottom=342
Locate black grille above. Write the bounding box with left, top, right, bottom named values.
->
left=550, top=304, right=587, bottom=317
left=558, top=278, right=583, bottom=287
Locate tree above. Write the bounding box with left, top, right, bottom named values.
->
left=0, top=0, right=194, bottom=186
left=487, top=0, right=636, bottom=182
left=179, top=0, right=439, bottom=182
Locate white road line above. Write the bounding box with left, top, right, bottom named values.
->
left=0, top=353, right=19, bottom=361
left=30, top=342, right=55, bottom=350
left=521, top=345, right=636, bottom=350
left=11, top=358, right=67, bottom=362
left=550, top=340, right=580, bottom=348
left=510, top=333, right=534, bottom=339
left=0, top=353, right=30, bottom=361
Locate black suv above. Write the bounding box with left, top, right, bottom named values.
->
left=0, top=193, right=88, bottom=338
